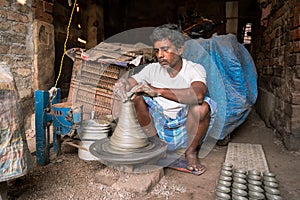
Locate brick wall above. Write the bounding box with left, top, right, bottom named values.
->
left=0, top=0, right=34, bottom=130
left=253, top=0, right=300, bottom=150
left=0, top=0, right=55, bottom=132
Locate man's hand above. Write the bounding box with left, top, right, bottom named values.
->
left=114, top=79, right=160, bottom=102
left=130, top=83, right=160, bottom=98
left=113, top=78, right=129, bottom=102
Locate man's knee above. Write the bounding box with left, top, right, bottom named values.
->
left=132, top=95, right=144, bottom=104
left=132, top=95, right=146, bottom=110
left=132, top=96, right=150, bottom=117
left=189, top=103, right=210, bottom=121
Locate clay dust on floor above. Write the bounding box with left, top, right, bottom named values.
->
left=7, top=110, right=300, bottom=200
left=7, top=152, right=190, bottom=200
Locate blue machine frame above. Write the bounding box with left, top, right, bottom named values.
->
left=34, top=89, right=61, bottom=165
left=34, top=89, right=82, bottom=165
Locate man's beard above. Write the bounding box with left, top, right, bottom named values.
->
left=158, top=59, right=169, bottom=68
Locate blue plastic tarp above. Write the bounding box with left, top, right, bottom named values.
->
left=183, top=34, right=257, bottom=140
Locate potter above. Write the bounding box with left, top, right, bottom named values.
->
left=114, top=24, right=217, bottom=173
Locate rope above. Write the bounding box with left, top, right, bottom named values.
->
left=54, top=0, right=78, bottom=88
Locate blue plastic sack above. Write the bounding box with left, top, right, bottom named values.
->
left=183, top=34, right=257, bottom=140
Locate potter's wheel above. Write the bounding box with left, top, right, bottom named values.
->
left=89, top=95, right=168, bottom=171
left=90, top=137, right=168, bottom=165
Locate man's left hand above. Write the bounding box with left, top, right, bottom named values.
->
left=130, top=83, right=159, bottom=98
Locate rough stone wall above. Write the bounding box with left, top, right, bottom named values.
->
left=253, top=0, right=300, bottom=150
left=32, top=0, right=55, bottom=91
left=0, top=0, right=34, bottom=130
left=33, top=20, right=55, bottom=90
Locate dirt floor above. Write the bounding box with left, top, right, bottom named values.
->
left=6, top=109, right=300, bottom=200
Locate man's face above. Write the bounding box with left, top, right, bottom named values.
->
left=153, top=39, right=183, bottom=68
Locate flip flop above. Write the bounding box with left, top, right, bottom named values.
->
left=169, top=157, right=207, bottom=176
left=187, top=163, right=207, bottom=175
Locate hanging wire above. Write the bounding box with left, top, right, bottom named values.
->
left=54, top=0, right=78, bottom=88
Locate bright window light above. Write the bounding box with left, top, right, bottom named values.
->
left=243, top=23, right=252, bottom=44
left=77, top=37, right=86, bottom=44
left=17, top=0, right=27, bottom=5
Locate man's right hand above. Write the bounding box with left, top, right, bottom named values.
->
left=113, top=78, right=129, bottom=102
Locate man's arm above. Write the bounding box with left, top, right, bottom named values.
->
left=154, top=81, right=207, bottom=105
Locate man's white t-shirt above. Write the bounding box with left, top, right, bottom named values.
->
left=131, top=59, right=207, bottom=119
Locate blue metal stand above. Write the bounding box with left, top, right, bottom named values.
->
left=34, top=89, right=82, bottom=165
left=34, top=89, right=61, bottom=165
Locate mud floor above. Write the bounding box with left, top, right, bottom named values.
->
left=7, top=110, right=300, bottom=200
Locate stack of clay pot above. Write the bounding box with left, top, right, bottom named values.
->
left=247, top=169, right=265, bottom=199
left=215, top=162, right=282, bottom=200
left=78, top=119, right=111, bottom=160
left=263, top=172, right=282, bottom=200
left=232, top=168, right=248, bottom=199
left=215, top=162, right=233, bottom=200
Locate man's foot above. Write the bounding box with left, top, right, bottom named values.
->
left=185, top=150, right=207, bottom=174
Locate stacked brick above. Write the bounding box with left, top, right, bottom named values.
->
left=253, top=0, right=300, bottom=150
left=0, top=0, right=34, bottom=130
left=0, top=0, right=54, bottom=131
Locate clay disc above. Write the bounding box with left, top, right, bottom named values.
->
left=89, top=137, right=168, bottom=165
